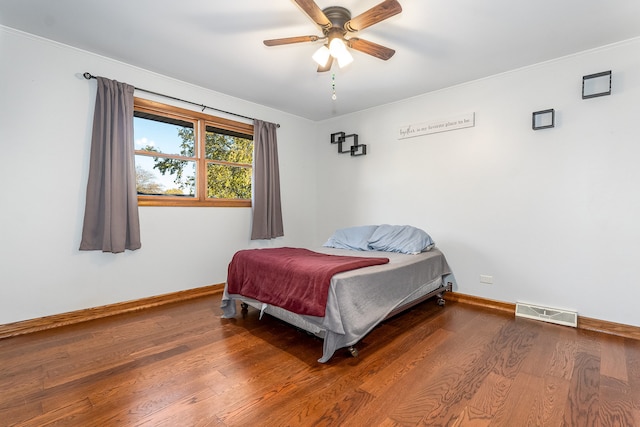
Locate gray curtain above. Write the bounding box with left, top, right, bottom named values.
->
left=251, top=119, right=284, bottom=240
left=79, top=77, right=141, bottom=253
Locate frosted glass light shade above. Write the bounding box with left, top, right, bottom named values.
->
left=312, top=45, right=331, bottom=67
left=336, top=49, right=353, bottom=68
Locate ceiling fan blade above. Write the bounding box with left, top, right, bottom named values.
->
left=348, top=38, right=396, bottom=60
left=344, top=0, right=402, bottom=32
left=317, top=56, right=334, bottom=73
left=294, top=0, right=331, bottom=30
left=263, top=35, right=320, bottom=46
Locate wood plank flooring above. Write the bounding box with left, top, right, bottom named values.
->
left=1, top=294, right=639, bottom=426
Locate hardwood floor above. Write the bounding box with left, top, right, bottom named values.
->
left=1, top=294, right=639, bottom=426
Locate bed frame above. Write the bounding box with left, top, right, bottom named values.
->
left=238, top=280, right=453, bottom=359
left=223, top=246, right=454, bottom=362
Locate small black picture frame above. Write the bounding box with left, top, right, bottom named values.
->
left=330, top=131, right=345, bottom=144
left=330, top=131, right=350, bottom=153
left=532, top=109, right=555, bottom=130
left=350, top=144, right=367, bottom=156
left=582, top=70, right=611, bottom=99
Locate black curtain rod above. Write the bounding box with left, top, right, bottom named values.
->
left=82, top=72, right=279, bottom=128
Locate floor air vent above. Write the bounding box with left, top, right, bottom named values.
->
left=515, top=302, right=577, bottom=328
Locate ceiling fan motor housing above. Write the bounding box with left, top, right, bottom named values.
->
left=323, top=6, right=351, bottom=38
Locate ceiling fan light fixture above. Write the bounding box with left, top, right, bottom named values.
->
left=312, top=45, right=331, bottom=67
left=329, top=37, right=353, bottom=68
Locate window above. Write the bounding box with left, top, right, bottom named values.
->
left=133, top=98, right=253, bottom=207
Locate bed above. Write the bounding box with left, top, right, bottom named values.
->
left=221, top=225, right=455, bottom=363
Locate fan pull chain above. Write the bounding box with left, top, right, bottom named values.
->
left=332, top=73, right=337, bottom=100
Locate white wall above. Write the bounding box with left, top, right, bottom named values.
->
left=314, top=38, right=640, bottom=327
left=0, top=27, right=318, bottom=324
left=2, top=25, right=640, bottom=330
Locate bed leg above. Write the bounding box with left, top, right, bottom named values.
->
left=347, top=346, right=359, bottom=358
left=437, top=282, right=453, bottom=307
left=445, top=281, right=453, bottom=292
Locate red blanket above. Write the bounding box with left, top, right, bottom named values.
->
left=227, top=247, right=389, bottom=316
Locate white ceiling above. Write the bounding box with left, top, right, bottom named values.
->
left=2, top=0, right=640, bottom=121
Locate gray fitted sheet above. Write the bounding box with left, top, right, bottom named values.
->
left=221, top=247, right=453, bottom=362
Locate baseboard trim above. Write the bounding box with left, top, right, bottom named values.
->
left=445, top=292, right=515, bottom=314
left=0, top=283, right=224, bottom=340
left=4, top=287, right=638, bottom=342
left=445, top=292, right=640, bottom=341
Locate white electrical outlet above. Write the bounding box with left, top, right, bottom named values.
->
left=479, top=275, right=493, bottom=284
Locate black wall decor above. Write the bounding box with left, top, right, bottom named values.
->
left=330, top=132, right=367, bottom=156
left=532, top=109, right=555, bottom=130
left=582, top=70, right=612, bottom=99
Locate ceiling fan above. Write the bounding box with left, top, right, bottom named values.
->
left=264, top=0, right=402, bottom=72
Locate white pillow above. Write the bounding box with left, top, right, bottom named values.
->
left=367, top=224, right=434, bottom=254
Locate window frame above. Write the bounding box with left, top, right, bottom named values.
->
left=134, top=97, right=253, bottom=207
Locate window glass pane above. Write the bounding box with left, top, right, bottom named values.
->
left=134, top=113, right=195, bottom=157
left=207, top=163, right=251, bottom=199
left=205, top=126, right=253, bottom=163
left=136, top=155, right=196, bottom=196
left=133, top=98, right=254, bottom=205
